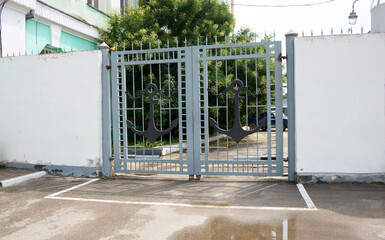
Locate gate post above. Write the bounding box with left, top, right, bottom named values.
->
left=285, top=31, right=298, bottom=182
left=99, top=43, right=112, bottom=176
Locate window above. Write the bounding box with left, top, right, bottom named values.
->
left=87, top=0, right=99, bottom=10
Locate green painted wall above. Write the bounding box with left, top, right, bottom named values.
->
left=26, top=20, right=51, bottom=54
left=59, top=31, right=98, bottom=51
left=39, top=0, right=109, bottom=29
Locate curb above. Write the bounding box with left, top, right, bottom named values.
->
left=0, top=171, right=47, bottom=187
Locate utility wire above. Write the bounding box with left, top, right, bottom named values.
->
left=233, top=0, right=336, bottom=8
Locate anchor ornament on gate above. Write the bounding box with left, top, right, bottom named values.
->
left=126, top=83, right=178, bottom=143
left=208, top=79, right=267, bottom=144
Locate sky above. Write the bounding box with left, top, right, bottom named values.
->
left=231, top=0, right=375, bottom=40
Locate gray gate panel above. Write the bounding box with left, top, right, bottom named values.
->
left=110, top=41, right=284, bottom=177
left=111, top=48, right=190, bottom=174
left=195, top=42, right=284, bottom=176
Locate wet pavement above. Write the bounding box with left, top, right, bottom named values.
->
left=0, top=174, right=384, bottom=240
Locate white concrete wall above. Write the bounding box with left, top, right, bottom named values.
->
left=0, top=51, right=103, bottom=167
left=294, top=33, right=385, bottom=174
left=1, top=6, right=26, bottom=57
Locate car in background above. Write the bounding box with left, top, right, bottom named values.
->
left=248, top=111, right=288, bottom=131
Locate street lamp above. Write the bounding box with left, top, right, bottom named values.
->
left=348, top=0, right=360, bottom=25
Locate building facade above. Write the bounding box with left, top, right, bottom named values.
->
left=0, top=0, right=135, bottom=56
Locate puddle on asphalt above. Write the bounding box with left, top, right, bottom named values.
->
left=169, top=216, right=295, bottom=240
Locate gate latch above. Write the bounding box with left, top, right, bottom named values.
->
left=278, top=54, right=287, bottom=62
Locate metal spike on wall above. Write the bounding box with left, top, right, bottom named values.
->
left=302, top=30, right=304, bottom=37
left=321, top=28, right=323, bottom=36
left=361, top=26, right=363, bottom=34
left=176, top=38, right=179, bottom=47
left=311, top=29, right=313, bottom=36
left=215, top=35, right=217, bottom=45
left=341, top=28, right=343, bottom=34
left=331, top=28, right=334, bottom=35
left=115, top=43, right=118, bottom=51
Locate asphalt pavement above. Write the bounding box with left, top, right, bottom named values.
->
left=0, top=173, right=384, bottom=240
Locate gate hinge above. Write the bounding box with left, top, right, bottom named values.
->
left=106, top=65, right=111, bottom=70
left=109, top=155, right=114, bottom=162
left=277, top=54, right=287, bottom=62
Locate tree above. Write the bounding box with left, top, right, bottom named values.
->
left=100, top=0, right=235, bottom=49
left=101, top=3, right=279, bottom=144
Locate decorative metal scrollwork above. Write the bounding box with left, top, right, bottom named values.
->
left=126, top=83, right=178, bottom=143
left=208, top=79, right=267, bottom=144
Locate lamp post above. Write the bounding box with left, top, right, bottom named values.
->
left=348, top=0, right=360, bottom=25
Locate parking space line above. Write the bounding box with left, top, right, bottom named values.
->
left=296, top=183, right=317, bottom=210
left=44, top=179, right=318, bottom=211
left=44, top=178, right=99, bottom=198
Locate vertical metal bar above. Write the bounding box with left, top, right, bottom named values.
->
left=191, top=46, right=201, bottom=175
left=132, top=63, right=136, bottom=171
left=168, top=60, right=172, bottom=164
left=203, top=52, right=209, bottom=172
left=178, top=51, right=183, bottom=173
left=225, top=52, right=229, bottom=171
left=159, top=55, right=163, bottom=156
left=110, top=51, right=120, bottom=174
left=255, top=56, right=259, bottom=168
left=285, top=31, right=298, bottom=181
left=99, top=43, right=112, bottom=176
left=266, top=44, right=272, bottom=174
left=122, top=63, right=128, bottom=163
left=275, top=42, right=284, bottom=176
left=215, top=54, right=220, bottom=163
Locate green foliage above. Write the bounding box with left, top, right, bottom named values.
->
left=101, top=2, right=280, bottom=143
left=207, top=28, right=275, bottom=131
left=100, top=0, right=235, bottom=49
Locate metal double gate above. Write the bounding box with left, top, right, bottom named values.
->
left=111, top=41, right=283, bottom=177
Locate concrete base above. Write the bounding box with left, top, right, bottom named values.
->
left=296, top=172, right=385, bottom=183
left=5, top=162, right=102, bottom=178
left=0, top=171, right=47, bottom=187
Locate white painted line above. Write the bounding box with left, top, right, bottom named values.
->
left=44, top=178, right=99, bottom=198
left=45, top=195, right=318, bottom=211
left=283, top=219, right=288, bottom=240
left=44, top=179, right=317, bottom=211
left=44, top=179, right=318, bottom=211
left=1, top=171, right=47, bottom=187
left=296, top=183, right=317, bottom=210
